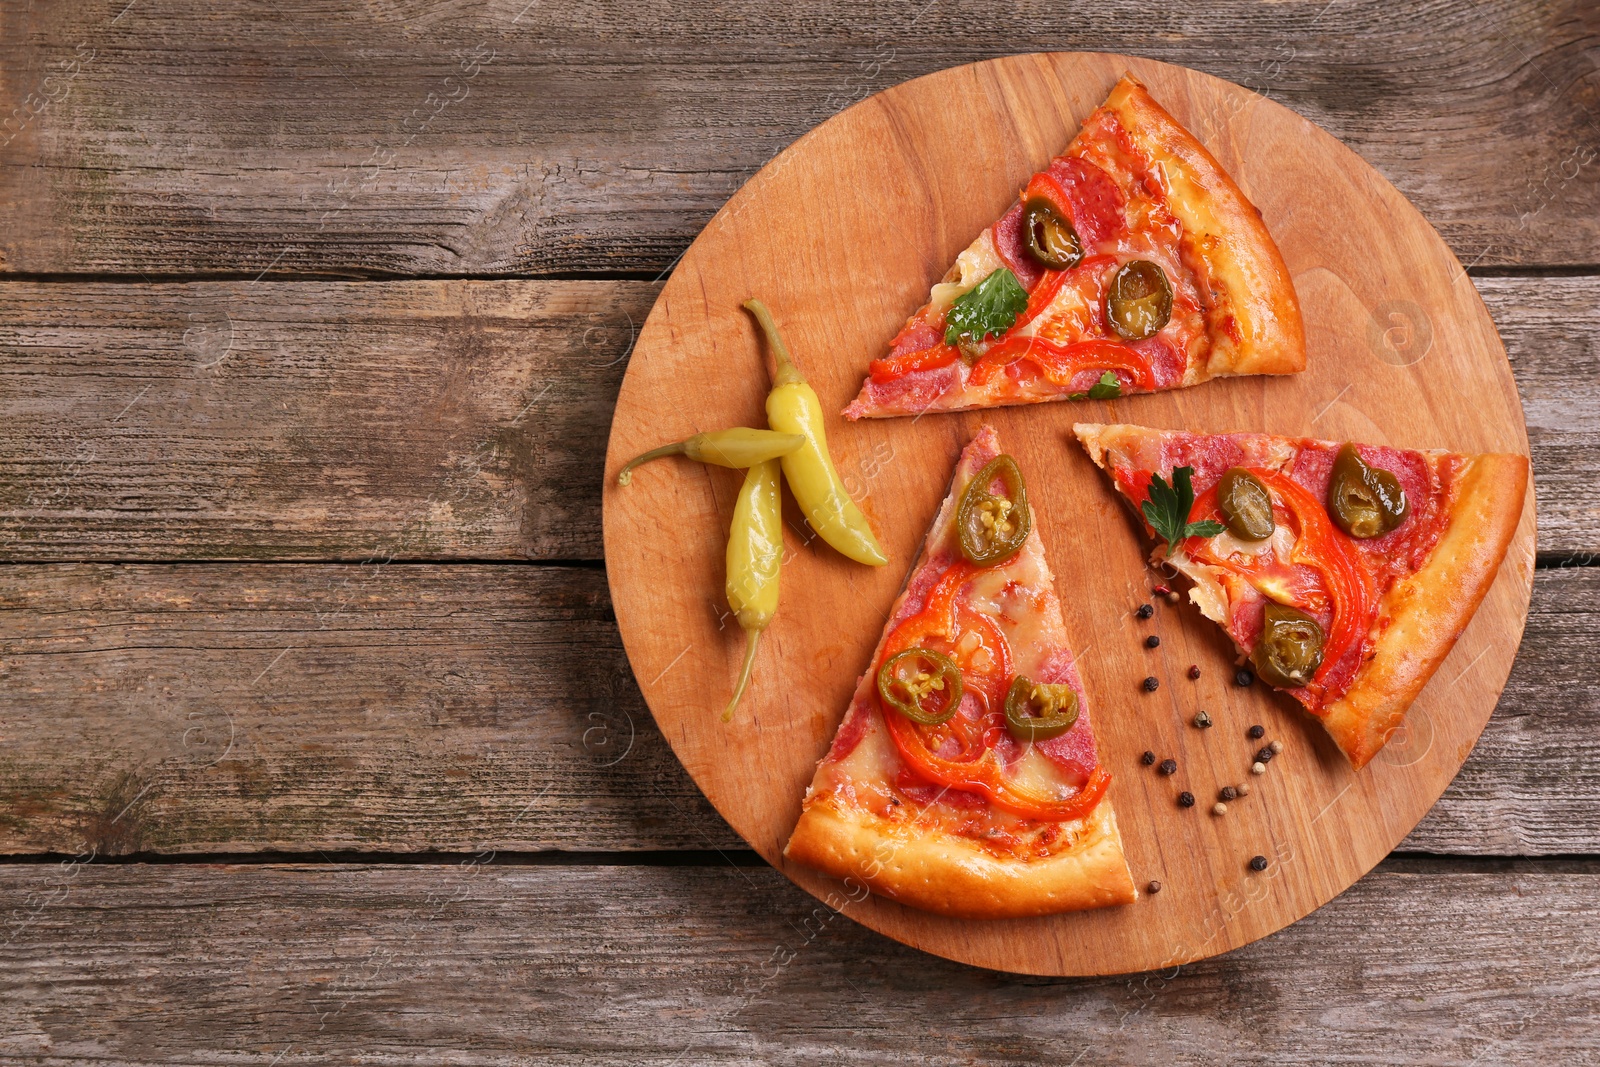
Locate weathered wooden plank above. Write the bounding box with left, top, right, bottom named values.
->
left=0, top=562, right=1594, bottom=857
left=1, top=276, right=1597, bottom=561
left=0, top=563, right=734, bottom=856
left=1, top=1, right=1597, bottom=276
left=1480, top=275, right=1600, bottom=555
left=0, top=859, right=1595, bottom=1064
left=0, top=280, right=650, bottom=561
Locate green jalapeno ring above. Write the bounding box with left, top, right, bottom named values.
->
left=1021, top=197, right=1083, bottom=270
left=1105, top=259, right=1174, bottom=342
left=1003, top=675, right=1080, bottom=742
left=877, top=647, right=964, bottom=726
left=1328, top=443, right=1409, bottom=539
left=1217, top=467, right=1276, bottom=542
left=1251, top=602, right=1326, bottom=688
left=956, top=454, right=1033, bottom=566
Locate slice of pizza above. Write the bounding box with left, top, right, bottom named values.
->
left=845, top=75, right=1304, bottom=420
left=785, top=425, right=1136, bottom=918
left=1074, top=423, right=1528, bottom=768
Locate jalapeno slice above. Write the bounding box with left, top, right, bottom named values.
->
left=877, top=647, right=964, bottom=725
left=1022, top=197, right=1083, bottom=270
left=1251, top=603, right=1326, bottom=688
left=1217, top=467, right=1275, bottom=541
left=956, top=455, right=1032, bottom=566
left=1003, top=675, right=1080, bottom=742
left=1105, top=259, right=1173, bottom=341
left=1328, top=444, right=1409, bottom=539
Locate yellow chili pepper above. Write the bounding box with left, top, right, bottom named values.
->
left=616, top=427, right=805, bottom=486
left=743, top=299, right=888, bottom=567
left=723, top=459, right=782, bottom=721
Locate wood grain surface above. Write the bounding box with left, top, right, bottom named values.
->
left=606, top=53, right=1537, bottom=974
left=2, top=0, right=1598, bottom=276
left=0, top=276, right=1595, bottom=560
left=2, top=860, right=1597, bottom=1065
left=0, top=562, right=1596, bottom=858
left=2, top=0, right=1598, bottom=1052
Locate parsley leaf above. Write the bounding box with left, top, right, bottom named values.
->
left=944, top=268, right=1029, bottom=345
left=1068, top=372, right=1124, bottom=401
left=1087, top=371, right=1122, bottom=400
left=1141, top=466, right=1227, bottom=555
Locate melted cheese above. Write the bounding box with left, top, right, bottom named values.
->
left=927, top=232, right=1006, bottom=313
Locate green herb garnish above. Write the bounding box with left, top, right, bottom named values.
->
left=944, top=268, right=1029, bottom=345
left=1087, top=371, right=1122, bottom=399
left=1068, top=371, right=1123, bottom=401
left=1142, top=466, right=1226, bottom=555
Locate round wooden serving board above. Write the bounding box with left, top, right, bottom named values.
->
left=602, top=53, right=1535, bottom=976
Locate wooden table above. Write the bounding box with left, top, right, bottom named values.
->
left=2, top=2, right=1597, bottom=1061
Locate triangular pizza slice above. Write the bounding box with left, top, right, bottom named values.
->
left=1074, top=423, right=1528, bottom=768
left=785, top=425, right=1136, bottom=917
left=845, top=75, right=1304, bottom=420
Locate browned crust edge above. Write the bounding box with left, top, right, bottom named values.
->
left=1321, top=453, right=1529, bottom=768
left=784, top=797, right=1138, bottom=920
left=1100, top=76, right=1307, bottom=381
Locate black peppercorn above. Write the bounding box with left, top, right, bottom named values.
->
left=1142, top=676, right=1159, bottom=692
left=1256, top=746, right=1276, bottom=763
left=1247, top=724, right=1265, bottom=740
left=1177, top=791, right=1195, bottom=807
left=1158, top=758, right=1177, bottom=776
left=1234, top=668, right=1255, bottom=687
left=1145, top=635, right=1161, bottom=649
left=1220, top=786, right=1238, bottom=801
left=1147, top=880, right=1162, bottom=894
left=1186, top=664, right=1201, bottom=680
left=1135, top=603, right=1154, bottom=620
left=1250, top=855, right=1269, bottom=872
left=1141, top=750, right=1156, bottom=766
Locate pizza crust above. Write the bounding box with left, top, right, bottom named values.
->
left=1098, top=77, right=1306, bottom=381
left=1320, top=453, right=1528, bottom=768
left=785, top=795, right=1138, bottom=920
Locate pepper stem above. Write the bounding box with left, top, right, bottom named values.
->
left=742, top=299, right=805, bottom=387
left=617, top=441, right=688, bottom=486
left=721, top=629, right=761, bottom=723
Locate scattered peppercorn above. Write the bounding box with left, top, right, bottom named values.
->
left=1251, top=761, right=1267, bottom=775
left=1234, top=668, right=1255, bottom=687
left=1187, top=664, right=1201, bottom=680
left=1147, top=880, right=1162, bottom=894
left=1247, top=724, right=1265, bottom=740
left=1236, top=782, right=1251, bottom=797
left=1141, top=750, right=1156, bottom=766
left=1220, top=786, right=1238, bottom=801
left=1135, top=603, right=1154, bottom=620
left=1250, top=855, right=1269, bottom=872
left=1177, top=791, right=1195, bottom=808
left=1212, top=802, right=1229, bottom=816
left=1142, top=676, right=1159, bottom=692
left=1192, top=710, right=1212, bottom=729
left=1166, top=591, right=1181, bottom=604
left=1269, top=739, right=1284, bottom=755
left=1158, top=758, right=1177, bottom=776
left=1145, top=635, right=1161, bottom=649
left=1256, top=746, right=1276, bottom=763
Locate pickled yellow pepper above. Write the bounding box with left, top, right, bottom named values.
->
left=617, top=427, right=805, bottom=486
left=742, top=299, right=888, bottom=567
left=722, top=459, right=782, bottom=721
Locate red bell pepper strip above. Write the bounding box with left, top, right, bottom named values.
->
left=1185, top=469, right=1373, bottom=692
left=876, top=559, right=1110, bottom=822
